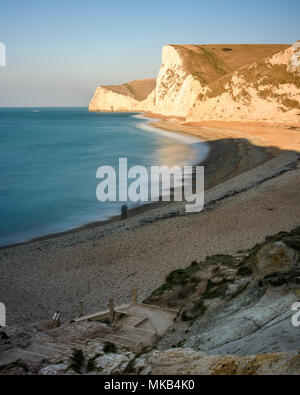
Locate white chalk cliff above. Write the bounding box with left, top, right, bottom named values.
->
left=89, top=42, right=300, bottom=123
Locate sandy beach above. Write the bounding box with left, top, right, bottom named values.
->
left=0, top=119, right=299, bottom=325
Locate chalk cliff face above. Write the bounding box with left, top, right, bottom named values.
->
left=187, top=42, right=300, bottom=123
left=89, top=42, right=300, bottom=123
left=88, top=78, right=156, bottom=112
left=153, top=45, right=204, bottom=117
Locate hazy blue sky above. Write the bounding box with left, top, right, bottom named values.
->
left=0, top=0, right=299, bottom=106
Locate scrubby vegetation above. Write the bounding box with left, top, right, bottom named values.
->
left=144, top=226, right=300, bottom=323
left=172, top=44, right=288, bottom=87
left=196, top=50, right=300, bottom=110
left=242, top=63, right=300, bottom=90
left=103, top=342, right=117, bottom=354
left=68, top=349, right=84, bottom=374
left=0, top=360, right=29, bottom=373
left=105, top=78, right=156, bottom=101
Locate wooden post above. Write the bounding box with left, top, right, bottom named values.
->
left=132, top=289, right=137, bottom=303
left=52, top=311, right=61, bottom=328
left=78, top=301, right=83, bottom=318
left=56, top=313, right=61, bottom=328
left=109, top=299, right=115, bottom=326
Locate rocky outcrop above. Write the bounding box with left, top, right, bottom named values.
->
left=1, top=227, right=299, bottom=375
left=133, top=348, right=300, bottom=375
left=253, top=241, right=296, bottom=281
left=38, top=345, right=300, bottom=375
left=147, top=227, right=300, bottom=357
left=89, top=42, right=300, bottom=123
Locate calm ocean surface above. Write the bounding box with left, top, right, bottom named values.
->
left=0, top=108, right=209, bottom=247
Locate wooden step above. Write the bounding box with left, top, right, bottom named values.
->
left=117, top=325, right=156, bottom=341
left=59, top=341, right=85, bottom=349
left=45, top=341, right=84, bottom=350
left=104, top=334, right=140, bottom=350
left=45, top=342, right=71, bottom=351
left=15, top=348, right=48, bottom=359
left=118, top=315, right=147, bottom=328
left=22, top=343, right=61, bottom=358
left=33, top=343, right=66, bottom=353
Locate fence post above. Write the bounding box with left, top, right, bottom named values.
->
left=132, top=289, right=137, bottom=303
left=52, top=311, right=61, bottom=328
left=109, top=299, right=115, bottom=326
left=78, top=301, right=83, bottom=318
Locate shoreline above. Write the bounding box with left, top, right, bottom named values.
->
left=148, top=116, right=300, bottom=151
left=1, top=114, right=300, bottom=325
left=0, top=113, right=209, bottom=250
left=2, top=113, right=297, bottom=251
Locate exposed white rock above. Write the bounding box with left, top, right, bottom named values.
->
left=291, top=41, right=300, bottom=72
left=93, top=352, right=134, bottom=375
left=89, top=42, right=300, bottom=123
left=133, top=348, right=300, bottom=375
left=39, top=363, right=69, bottom=375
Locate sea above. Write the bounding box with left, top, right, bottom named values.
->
left=0, top=107, right=209, bottom=247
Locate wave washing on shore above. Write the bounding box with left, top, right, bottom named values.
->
left=0, top=108, right=209, bottom=247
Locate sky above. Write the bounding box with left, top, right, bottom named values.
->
left=0, top=0, right=299, bottom=107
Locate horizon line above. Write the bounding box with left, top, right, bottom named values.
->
left=0, top=105, right=89, bottom=108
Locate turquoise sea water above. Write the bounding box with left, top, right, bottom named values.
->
left=0, top=108, right=209, bottom=247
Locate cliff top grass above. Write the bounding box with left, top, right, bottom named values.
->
left=201, top=57, right=300, bottom=108
left=104, top=78, right=156, bottom=101
left=98, top=45, right=289, bottom=102
left=170, top=44, right=290, bottom=86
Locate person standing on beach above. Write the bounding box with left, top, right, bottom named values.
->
left=121, top=204, right=128, bottom=220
